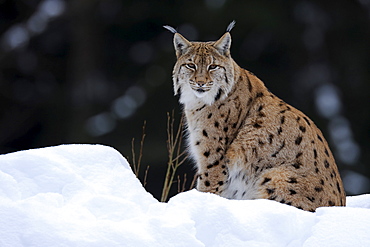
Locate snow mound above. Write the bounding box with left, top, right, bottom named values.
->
left=0, top=144, right=369, bottom=247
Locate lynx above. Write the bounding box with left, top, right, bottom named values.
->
left=164, top=22, right=345, bottom=211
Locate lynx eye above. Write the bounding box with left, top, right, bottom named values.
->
left=208, top=64, right=218, bottom=70
left=185, top=63, right=196, bottom=70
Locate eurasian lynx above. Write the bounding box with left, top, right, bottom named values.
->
left=165, top=22, right=345, bottom=211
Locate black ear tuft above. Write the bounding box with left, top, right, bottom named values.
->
left=226, top=20, right=236, bottom=33
left=163, top=25, right=177, bottom=34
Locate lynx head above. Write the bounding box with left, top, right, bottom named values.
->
left=165, top=21, right=236, bottom=106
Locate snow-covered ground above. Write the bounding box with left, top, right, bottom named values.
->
left=1, top=144, right=370, bottom=247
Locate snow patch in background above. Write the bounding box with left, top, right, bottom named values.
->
left=0, top=144, right=369, bottom=247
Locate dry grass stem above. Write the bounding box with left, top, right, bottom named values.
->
left=160, top=111, right=188, bottom=202
left=130, top=121, right=149, bottom=187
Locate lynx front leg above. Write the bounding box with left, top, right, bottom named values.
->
left=196, top=160, right=229, bottom=195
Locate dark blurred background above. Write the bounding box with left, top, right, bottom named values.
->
left=1, top=0, right=369, bottom=200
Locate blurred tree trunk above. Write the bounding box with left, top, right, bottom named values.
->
left=65, top=0, right=102, bottom=142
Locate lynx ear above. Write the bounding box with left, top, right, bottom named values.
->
left=214, top=32, right=231, bottom=56
left=173, top=33, right=192, bottom=58
left=164, top=25, right=192, bottom=58
left=213, top=20, right=235, bottom=56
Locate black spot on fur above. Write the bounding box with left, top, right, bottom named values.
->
left=261, top=177, right=271, bottom=185
left=295, top=136, right=303, bottom=145
left=314, top=187, right=323, bottom=192
left=296, top=152, right=303, bottom=159
left=317, top=134, right=323, bottom=142
left=207, top=164, right=213, bottom=169
left=280, top=116, right=285, bottom=124
left=214, top=121, right=219, bottom=128
left=328, top=200, right=335, bottom=206
left=195, top=141, right=200, bottom=145
left=223, top=127, right=228, bottom=132
left=196, top=104, right=206, bottom=111
left=288, top=177, right=298, bottom=183
left=299, top=126, right=306, bottom=132
left=214, top=88, right=223, bottom=101
left=292, top=162, right=302, bottom=169
left=266, top=188, right=275, bottom=194
left=304, top=117, right=311, bottom=126
left=207, top=113, right=212, bottom=119
left=289, top=189, right=297, bottom=195
left=254, top=165, right=260, bottom=172
left=337, top=182, right=342, bottom=193
left=253, top=122, right=262, bottom=128
left=277, top=127, right=283, bottom=135
left=225, top=137, right=229, bottom=145
left=268, top=134, right=274, bottom=144
left=325, top=148, right=330, bottom=157
left=313, top=149, right=317, bottom=159
left=232, top=122, right=237, bottom=128
left=320, top=179, right=325, bottom=185
left=218, top=181, right=224, bottom=186
left=216, top=147, right=222, bottom=152
left=324, top=160, right=330, bottom=168
left=203, top=130, right=208, bottom=137
left=271, top=141, right=285, bottom=157
left=205, top=181, right=210, bottom=187
left=213, top=160, right=220, bottom=167
left=306, top=196, right=315, bottom=202
left=315, top=167, right=319, bottom=173
left=203, top=151, right=210, bottom=157
left=280, top=199, right=286, bottom=203
left=256, top=92, right=264, bottom=98
left=264, top=164, right=273, bottom=170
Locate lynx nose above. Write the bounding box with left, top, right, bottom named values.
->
left=197, top=81, right=206, bottom=87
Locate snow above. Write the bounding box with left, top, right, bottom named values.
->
left=0, top=144, right=369, bottom=247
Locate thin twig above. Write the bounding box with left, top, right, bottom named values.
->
left=130, top=121, right=148, bottom=184
left=189, top=173, right=197, bottom=190
left=131, top=137, right=136, bottom=175
left=143, top=165, right=150, bottom=187
left=181, top=173, right=187, bottom=193
left=177, top=175, right=181, bottom=194
left=136, top=121, right=146, bottom=177
left=161, top=111, right=187, bottom=202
